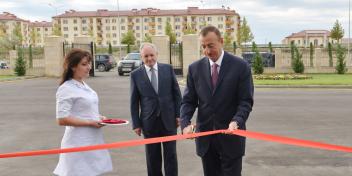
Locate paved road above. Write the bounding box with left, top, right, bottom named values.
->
left=0, top=71, right=351, bottom=176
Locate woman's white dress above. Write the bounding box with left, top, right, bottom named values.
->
left=54, top=79, right=113, bottom=176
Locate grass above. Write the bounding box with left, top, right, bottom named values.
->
left=0, top=75, right=16, bottom=80
left=254, top=74, right=352, bottom=85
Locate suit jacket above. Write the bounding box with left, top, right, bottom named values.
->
left=180, top=51, right=254, bottom=158
left=130, top=62, right=182, bottom=132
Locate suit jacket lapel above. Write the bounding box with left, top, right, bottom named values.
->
left=213, top=52, right=230, bottom=95
left=140, top=65, right=158, bottom=96
left=157, top=63, right=163, bottom=95
left=201, top=58, right=213, bottom=94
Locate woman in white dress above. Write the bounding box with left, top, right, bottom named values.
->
left=54, top=49, right=113, bottom=176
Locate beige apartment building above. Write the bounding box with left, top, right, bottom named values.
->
left=0, top=12, right=30, bottom=46
left=52, top=7, right=240, bottom=46
left=29, top=21, right=52, bottom=47
left=282, top=30, right=336, bottom=48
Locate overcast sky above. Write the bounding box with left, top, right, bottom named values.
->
left=0, top=0, right=350, bottom=43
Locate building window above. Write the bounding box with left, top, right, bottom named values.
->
left=167, top=17, right=171, bottom=22
left=136, top=18, right=140, bottom=23
left=105, top=19, right=110, bottom=23
left=175, top=25, right=180, bottom=30
left=112, top=19, right=116, bottom=23
left=144, top=26, right=148, bottom=30
left=63, top=27, right=68, bottom=31
left=106, top=26, right=110, bottom=30
left=157, top=18, right=162, bottom=22
left=298, top=40, right=301, bottom=45
left=314, top=39, right=318, bottom=46
left=113, top=33, right=117, bottom=37
left=37, top=28, right=40, bottom=31
left=82, top=27, right=87, bottom=31
left=144, top=18, right=149, bottom=22
left=175, top=17, right=180, bottom=22
left=120, top=19, right=125, bottom=23
left=45, top=28, right=48, bottom=31
left=136, top=26, right=140, bottom=30
left=74, top=27, right=78, bottom=31
left=218, top=24, right=223, bottom=29
left=176, top=32, right=181, bottom=37
left=73, top=19, right=77, bottom=24
left=74, top=34, right=78, bottom=37
left=82, top=19, right=86, bottom=24
left=158, top=25, right=162, bottom=30
left=112, top=26, right=116, bottom=30
left=218, top=17, right=223, bottom=21
left=207, top=17, right=212, bottom=21
left=121, top=26, right=125, bottom=30
left=63, top=20, right=68, bottom=24
left=64, top=34, right=68, bottom=38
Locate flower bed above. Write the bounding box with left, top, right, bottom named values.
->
left=253, top=74, right=312, bottom=80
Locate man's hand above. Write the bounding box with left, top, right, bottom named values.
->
left=134, top=128, right=142, bottom=136
left=176, top=117, right=180, bottom=128
left=224, top=121, right=239, bottom=134
left=183, top=124, right=196, bottom=135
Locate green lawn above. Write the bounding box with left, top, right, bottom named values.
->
left=0, top=75, right=16, bottom=80
left=254, top=74, right=352, bottom=85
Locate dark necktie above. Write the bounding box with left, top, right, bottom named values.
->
left=211, top=63, right=218, bottom=89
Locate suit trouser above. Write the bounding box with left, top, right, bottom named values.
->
left=143, top=116, right=178, bottom=176
left=201, top=134, right=242, bottom=176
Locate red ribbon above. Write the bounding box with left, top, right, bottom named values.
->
left=0, top=129, right=351, bottom=159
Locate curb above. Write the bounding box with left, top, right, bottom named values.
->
left=0, top=76, right=44, bottom=82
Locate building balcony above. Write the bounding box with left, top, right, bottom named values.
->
left=226, top=28, right=234, bottom=33
left=148, top=22, right=155, bottom=26
left=225, top=20, right=234, bottom=25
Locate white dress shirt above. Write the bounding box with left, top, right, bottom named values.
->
left=209, top=50, right=224, bottom=75
left=144, top=62, right=159, bottom=86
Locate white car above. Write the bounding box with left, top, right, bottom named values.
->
left=0, top=61, right=9, bottom=69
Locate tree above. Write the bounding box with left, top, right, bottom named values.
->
left=290, top=41, right=295, bottom=62
left=330, top=20, right=344, bottom=43
left=292, top=45, right=304, bottom=73
left=29, top=44, right=33, bottom=68
left=268, top=42, right=273, bottom=53
left=251, top=42, right=264, bottom=74
left=224, top=32, right=233, bottom=48
left=52, top=23, right=62, bottom=36
left=309, top=42, right=314, bottom=67
left=14, top=47, right=26, bottom=76
left=30, top=29, right=37, bottom=46
left=143, top=34, right=152, bottom=43
left=238, top=17, right=254, bottom=46
left=328, top=42, right=333, bottom=67
left=335, top=44, right=347, bottom=74
left=108, top=42, right=113, bottom=54
left=233, top=41, right=237, bottom=54
left=165, top=21, right=176, bottom=44
left=121, top=30, right=136, bottom=53
left=12, top=23, right=23, bottom=47
left=184, top=23, right=196, bottom=35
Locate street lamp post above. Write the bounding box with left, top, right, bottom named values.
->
left=349, top=0, right=351, bottom=65
left=117, top=0, right=122, bottom=60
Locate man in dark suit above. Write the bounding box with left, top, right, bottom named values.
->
left=130, top=43, right=182, bottom=176
left=180, top=26, right=254, bottom=176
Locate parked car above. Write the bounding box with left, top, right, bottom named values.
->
left=117, top=53, right=142, bottom=76
left=95, top=54, right=117, bottom=72
left=0, top=61, right=9, bottom=69
left=242, top=52, right=275, bottom=67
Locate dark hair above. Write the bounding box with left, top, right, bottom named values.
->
left=200, top=25, right=222, bottom=39
left=60, top=48, right=92, bottom=85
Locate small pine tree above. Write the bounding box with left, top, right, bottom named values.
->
left=252, top=50, right=264, bottom=74
left=328, top=42, right=333, bottom=67
left=29, top=44, right=33, bottom=68
left=335, top=44, right=347, bottom=74
left=251, top=41, right=257, bottom=52
left=233, top=41, right=237, bottom=54
left=268, top=42, right=273, bottom=53
left=309, top=42, right=314, bottom=67
left=108, top=42, right=113, bottom=54
left=15, top=47, right=26, bottom=76
left=290, top=41, right=295, bottom=63
left=292, top=45, right=304, bottom=73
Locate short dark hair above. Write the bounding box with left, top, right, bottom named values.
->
left=60, top=48, right=92, bottom=85
left=200, top=25, right=222, bottom=39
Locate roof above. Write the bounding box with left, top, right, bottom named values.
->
left=285, top=30, right=331, bottom=38
left=30, top=21, right=52, bottom=27
left=53, top=7, right=238, bottom=18
left=0, top=12, right=27, bottom=22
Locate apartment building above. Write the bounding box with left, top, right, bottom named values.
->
left=0, top=12, right=30, bottom=46
left=282, top=30, right=336, bottom=47
left=53, top=7, right=240, bottom=46
left=29, top=21, right=52, bottom=47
